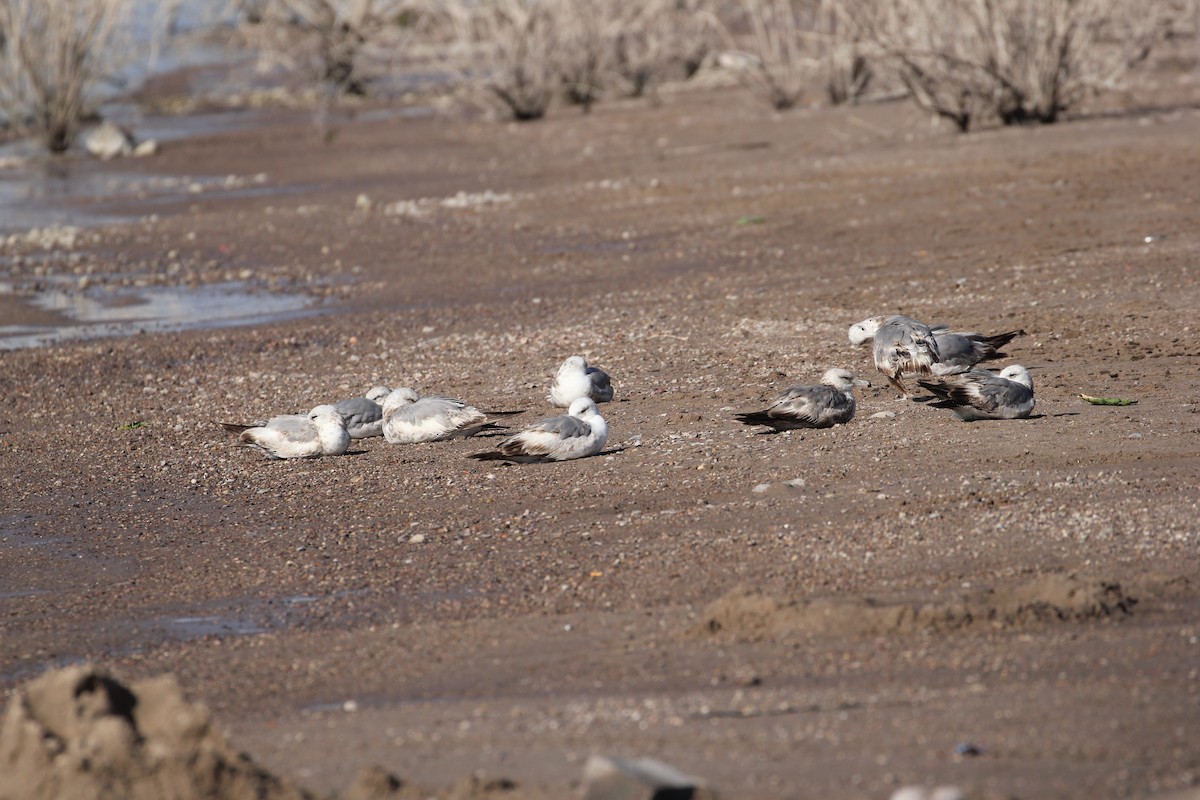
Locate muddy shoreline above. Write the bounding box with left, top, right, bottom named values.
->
left=2, top=82, right=1200, bottom=799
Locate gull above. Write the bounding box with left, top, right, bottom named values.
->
left=735, top=368, right=869, bottom=432
left=850, top=317, right=1024, bottom=371
left=928, top=328, right=1025, bottom=371
left=220, top=405, right=350, bottom=459
left=548, top=356, right=614, bottom=407
left=848, top=314, right=941, bottom=396
left=333, top=385, right=391, bottom=439
left=381, top=388, right=519, bottom=444
left=470, top=398, right=608, bottom=463
left=917, top=365, right=1035, bottom=420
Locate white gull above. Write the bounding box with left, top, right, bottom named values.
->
left=221, top=405, right=350, bottom=459
left=382, top=388, right=518, bottom=444
left=470, top=398, right=608, bottom=463
left=548, top=356, right=614, bottom=407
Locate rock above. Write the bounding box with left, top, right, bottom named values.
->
left=890, top=787, right=964, bottom=800
left=581, top=755, right=716, bottom=800
left=82, top=121, right=135, bottom=160
left=0, top=666, right=311, bottom=800
left=342, top=765, right=405, bottom=800
left=133, top=139, right=159, bottom=158
left=752, top=479, right=804, bottom=497
left=869, top=411, right=896, bottom=420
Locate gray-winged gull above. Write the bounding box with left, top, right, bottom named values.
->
left=735, top=368, right=869, bottom=431
left=221, top=405, right=350, bottom=459
left=848, top=315, right=941, bottom=396
left=333, top=385, right=391, bottom=439
left=548, top=356, right=614, bottom=407
left=381, top=388, right=519, bottom=444
left=470, top=397, right=608, bottom=463
left=851, top=317, right=1024, bottom=372
left=928, top=328, right=1024, bottom=371
left=917, top=365, right=1035, bottom=420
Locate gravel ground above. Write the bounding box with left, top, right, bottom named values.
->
left=2, top=78, right=1199, bottom=799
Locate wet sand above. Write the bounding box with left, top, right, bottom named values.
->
left=2, top=81, right=1200, bottom=799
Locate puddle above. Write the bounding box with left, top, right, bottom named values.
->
left=164, top=615, right=267, bottom=638
left=0, top=279, right=325, bottom=350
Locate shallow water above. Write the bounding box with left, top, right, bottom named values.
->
left=0, top=279, right=324, bottom=350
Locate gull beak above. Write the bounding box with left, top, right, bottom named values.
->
left=854, top=379, right=871, bottom=388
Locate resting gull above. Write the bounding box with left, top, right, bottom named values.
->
left=470, top=397, right=608, bottom=463
left=333, top=385, right=391, bottom=439
left=382, top=388, right=519, bottom=444
left=917, top=365, right=1035, bottom=420
left=549, top=356, right=614, bottom=407
left=221, top=405, right=350, bottom=459
left=735, top=368, right=869, bottom=432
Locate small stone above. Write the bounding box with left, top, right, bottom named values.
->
left=869, top=411, right=897, bottom=420
left=891, top=787, right=964, bottom=800
left=408, top=533, right=426, bottom=544
left=133, top=139, right=159, bottom=157
left=752, top=483, right=772, bottom=494
left=581, top=755, right=715, bottom=800
left=342, top=765, right=405, bottom=800
left=355, top=193, right=373, bottom=211
left=82, top=121, right=134, bottom=160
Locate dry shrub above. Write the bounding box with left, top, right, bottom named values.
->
left=438, top=0, right=562, bottom=120
left=0, top=0, right=139, bottom=152
left=243, top=0, right=417, bottom=97
left=845, top=0, right=1175, bottom=131
left=609, top=0, right=719, bottom=98
left=435, top=0, right=719, bottom=120
left=723, top=0, right=870, bottom=110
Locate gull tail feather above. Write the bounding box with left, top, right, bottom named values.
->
left=441, top=421, right=510, bottom=440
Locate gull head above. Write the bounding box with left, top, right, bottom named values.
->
left=365, top=385, right=392, bottom=402
left=821, top=368, right=869, bottom=391
left=381, top=387, right=420, bottom=414
left=999, top=364, right=1033, bottom=389
left=567, top=397, right=600, bottom=418
left=848, top=316, right=885, bottom=346
left=308, top=404, right=346, bottom=428
left=558, top=355, right=588, bottom=375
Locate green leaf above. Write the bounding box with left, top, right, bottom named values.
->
left=1079, top=394, right=1137, bottom=406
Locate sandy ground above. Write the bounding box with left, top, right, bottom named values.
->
left=2, top=75, right=1200, bottom=799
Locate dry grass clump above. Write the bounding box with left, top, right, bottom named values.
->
left=0, top=0, right=138, bottom=152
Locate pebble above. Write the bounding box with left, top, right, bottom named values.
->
left=581, top=755, right=714, bottom=800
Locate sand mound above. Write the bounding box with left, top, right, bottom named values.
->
left=0, top=666, right=311, bottom=800
left=699, top=574, right=1135, bottom=640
